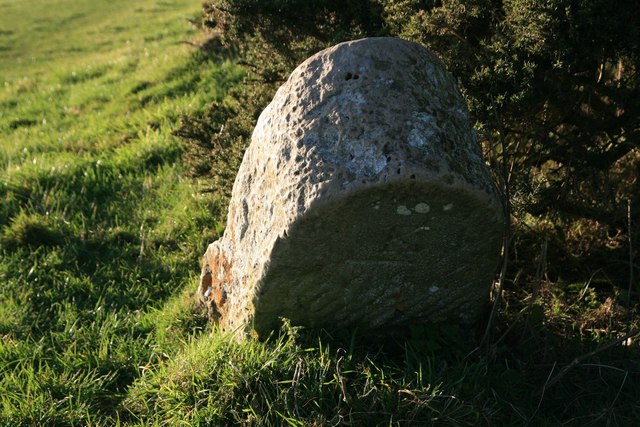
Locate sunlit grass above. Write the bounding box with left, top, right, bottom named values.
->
left=0, top=0, right=240, bottom=423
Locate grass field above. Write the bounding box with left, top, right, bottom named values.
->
left=1, top=1, right=639, bottom=425
left=0, top=0, right=241, bottom=423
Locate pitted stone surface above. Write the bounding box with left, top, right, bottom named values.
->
left=198, top=37, right=504, bottom=337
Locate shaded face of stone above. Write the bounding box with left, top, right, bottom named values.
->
left=198, top=37, right=505, bottom=338
left=253, top=182, right=503, bottom=335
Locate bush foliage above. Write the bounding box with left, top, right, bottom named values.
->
left=168, top=2, right=640, bottom=424
left=170, top=6, right=640, bottom=425
left=181, top=0, right=639, bottom=286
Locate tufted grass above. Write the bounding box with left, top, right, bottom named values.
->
left=1, top=0, right=639, bottom=425
left=122, top=322, right=489, bottom=426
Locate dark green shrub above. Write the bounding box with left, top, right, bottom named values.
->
left=181, top=0, right=639, bottom=285
left=168, top=3, right=640, bottom=424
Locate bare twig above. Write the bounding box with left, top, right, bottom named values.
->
left=538, top=328, right=640, bottom=395
left=522, top=239, right=547, bottom=338
left=528, top=361, right=557, bottom=426
left=606, top=370, right=628, bottom=418
left=626, top=199, right=634, bottom=345
left=481, top=242, right=546, bottom=367
left=479, top=234, right=511, bottom=352
left=479, top=98, right=512, bottom=353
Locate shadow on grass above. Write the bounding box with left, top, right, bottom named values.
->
left=289, top=315, right=640, bottom=426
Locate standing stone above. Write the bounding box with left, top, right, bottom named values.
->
left=198, top=37, right=504, bottom=338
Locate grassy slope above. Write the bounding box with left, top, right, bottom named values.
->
left=1, top=1, right=639, bottom=426
left=0, top=0, right=239, bottom=424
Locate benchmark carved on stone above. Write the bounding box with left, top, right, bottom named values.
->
left=198, top=37, right=505, bottom=337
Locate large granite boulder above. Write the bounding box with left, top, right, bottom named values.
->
left=198, top=37, right=504, bottom=338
